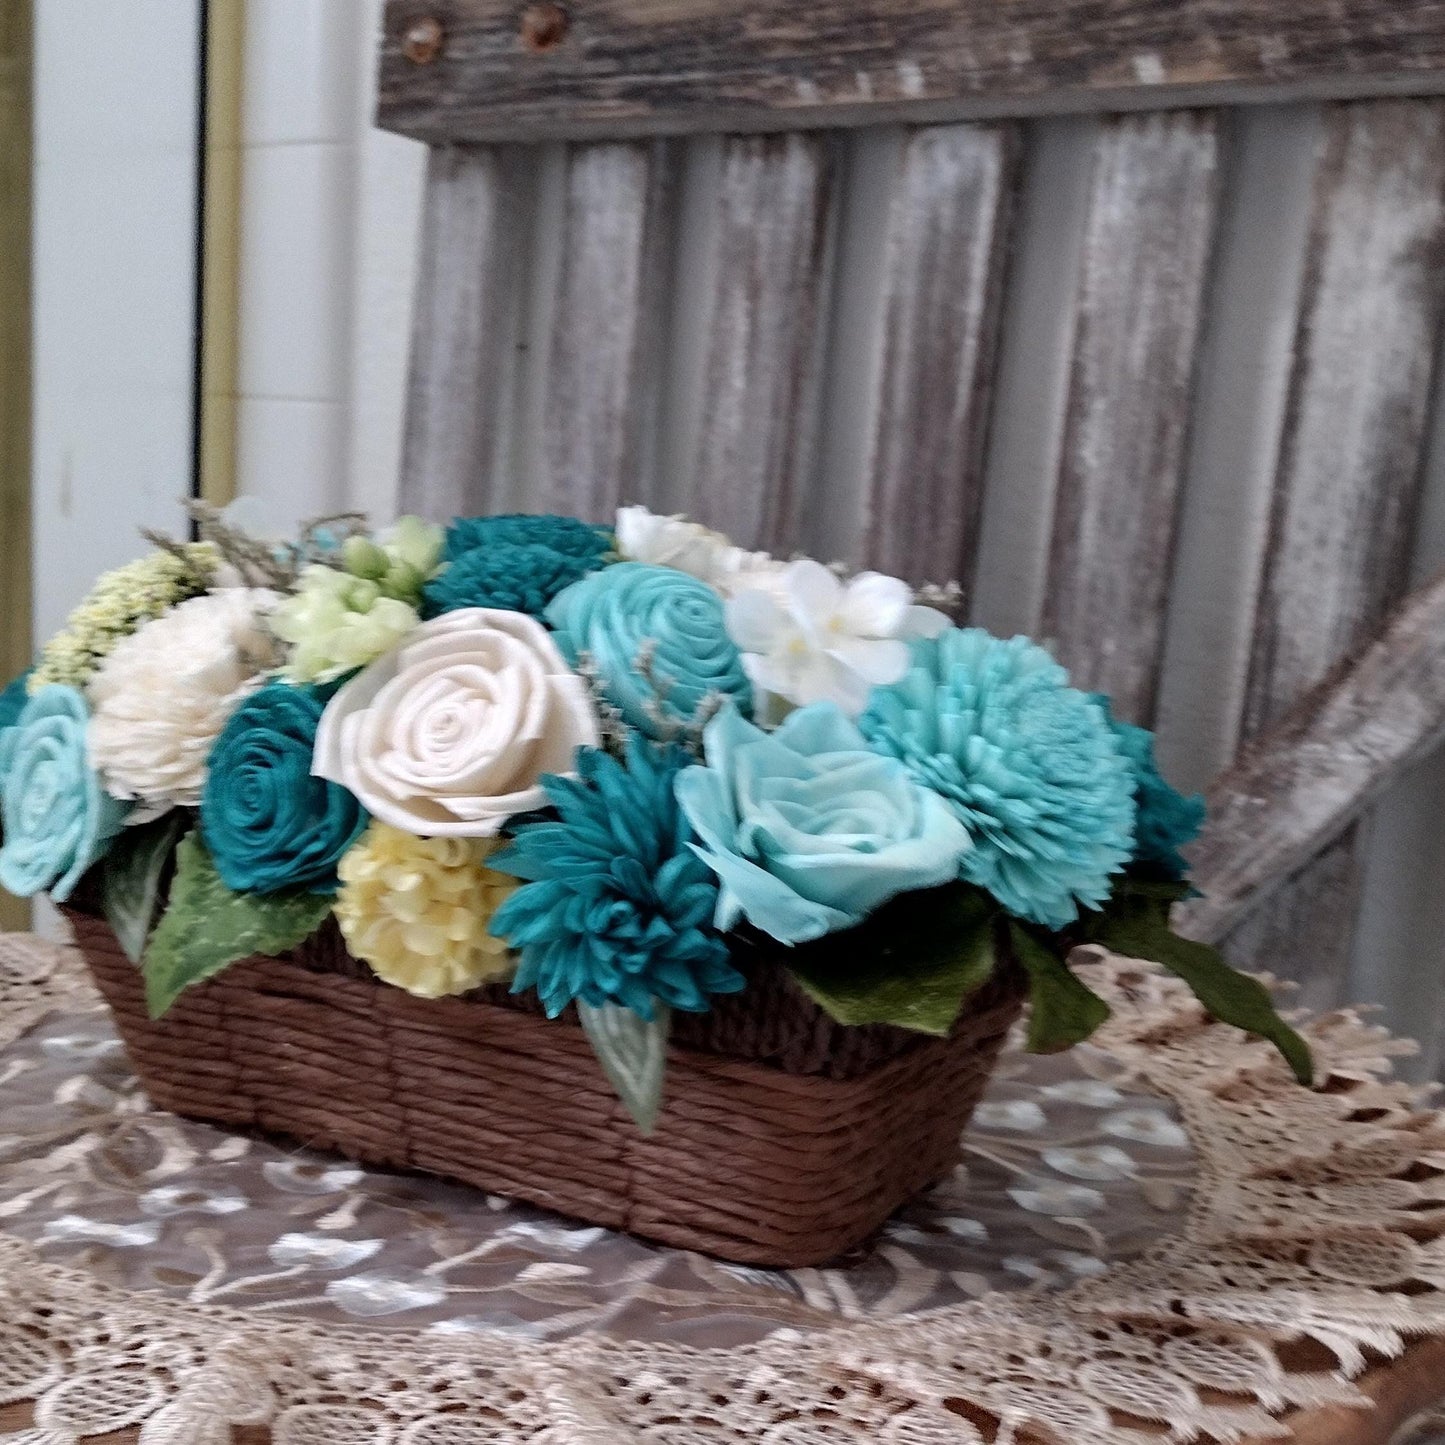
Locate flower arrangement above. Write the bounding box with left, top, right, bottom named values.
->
left=0, top=503, right=1310, bottom=1134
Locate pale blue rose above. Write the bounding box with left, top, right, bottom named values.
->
left=0, top=685, right=129, bottom=901
left=546, top=562, right=751, bottom=738
left=674, top=703, right=973, bottom=944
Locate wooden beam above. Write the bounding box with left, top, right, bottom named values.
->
left=378, top=0, right=1445, bottom=144
left=1177, top=572, right=1445, bottom=946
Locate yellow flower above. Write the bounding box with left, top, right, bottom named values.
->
left=333, top=822, right=518, bottom=998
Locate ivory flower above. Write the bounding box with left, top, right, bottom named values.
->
left=87, top=589, right=282, bottom=815
left=334, top=822, right=517, bottom=997
left=725, top=560, right=949, bottom=718
left=312, top=608, right=600, bottom=837
left=615, top=506, right=777, bottom=594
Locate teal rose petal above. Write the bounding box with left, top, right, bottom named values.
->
left=676, top=702, right=973, bottom=945
left=546, top=562, right=752, bottom=739
left=200, top=681, right=366, bottom=894
left=0, top=684, right=129, bottom=901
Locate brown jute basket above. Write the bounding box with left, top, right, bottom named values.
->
left=66, top=907, right=1024, bottom=1267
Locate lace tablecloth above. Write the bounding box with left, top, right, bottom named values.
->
left=0, top=933, right=1442, bottom=1444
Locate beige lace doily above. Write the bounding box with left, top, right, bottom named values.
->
left=0, top=933, right=1442, bottom=1443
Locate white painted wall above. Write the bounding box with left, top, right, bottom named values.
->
left=30, top=0, right=200, bottom=643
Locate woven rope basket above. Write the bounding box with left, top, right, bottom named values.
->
left=66, top=908, right=1024, bottom=1267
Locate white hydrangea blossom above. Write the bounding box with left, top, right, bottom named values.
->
left=614, top=506, right=780, bottom=595
left=725, top=560, right=949, bottom=719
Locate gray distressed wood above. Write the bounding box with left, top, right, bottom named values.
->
left=378, top=0, right=1445, bottom=144
left=686, top=131, right=834, bottom=550
left=540, top=141, right=676, bottom=522
left=399, top=146, right=523, bottom=518
left=1180, top=571, right=1445, bottom=944
left=1224, top=100, right=1445, bottom=1000
left=1041, top=111, right=1220, bottom=722
left=861, top=123, right=1017, bottom=589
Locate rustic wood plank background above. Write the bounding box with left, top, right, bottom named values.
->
left=378, top=0, right=1445, bottom=142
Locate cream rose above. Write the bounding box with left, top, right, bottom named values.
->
left=312, top=608, right=600, bottom=837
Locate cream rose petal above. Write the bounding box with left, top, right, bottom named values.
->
left=312, top=608, right=600, bottom=837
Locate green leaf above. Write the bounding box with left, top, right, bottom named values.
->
left=143, top=832, right=333, bottom=1019
left=780, top=883, right=999, bottom=1035
left=102, top=811, right=186, bottom=963
left=1096, top=909, right=1314, bottom=1086
left=577, top=1000, right=670, bottom=1135
left=1008, top=921, right=1111, bottom=1054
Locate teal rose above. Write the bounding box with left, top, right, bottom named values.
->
left=200, top=682, right=366, bottom=894
left=0, top=684, right=129, bottom=901
left=675, top=703, right=973, bottom=944
left=546, top=562, right=752, bottom=738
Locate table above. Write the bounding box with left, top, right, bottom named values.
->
left=0, top=932, right=1441, bottom=1444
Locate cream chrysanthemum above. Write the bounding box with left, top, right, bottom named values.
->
left=333, top=823, right=518, bottom=998
left=31, top=544, right=219, bottom=693
left=86, top=588, right=281, bottom=815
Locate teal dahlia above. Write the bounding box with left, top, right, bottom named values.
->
left=1091, top=695, right=1205, bottom=879
left=443, top=513, right=613, bottom=565
left=489, top=741, right=744, bottom=1021
left=422, top=541, right=601, bottom=620
left=859, top=629, right=1136, bottom=929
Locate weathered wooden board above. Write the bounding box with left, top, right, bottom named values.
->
left=685, top=131, right=834, bottom=550
left=1180, top=571, right=1445, bottom=944
left=1040, top=111, right=1219, bottom=723
left=861, top=123, right=1017, bottom=589
left=378, top=0, right=1445, bottom=144
left=1223, top=99, right=1445, bottom=999
left=399, top=146, right=524, bottom=519
left=539, top=140, right=676, bottom=522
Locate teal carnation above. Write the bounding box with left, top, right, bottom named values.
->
left=489, top=740, right=743, bottom=1021
left=546, top=562, right=752, bottom=738
left=859, top=629, right=1136, bottom=929
left=422, top=541, right=600, bottom=620
left=676, top=703, right=973, bottom=944
left=200, top=682, right=367, bottom=894
left=0, top=684, right=129, bottom=901
left=1091, top=695, right=1205, bottom=879
left=444, top=513, right=613, bottom=565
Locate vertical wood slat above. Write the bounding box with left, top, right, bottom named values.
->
left=1223, top=99, right=1445, bottom=1007
left=861, top=123, right=1018, bottom=590
left=540, top=142, right=677, bottom=524
left=399, top=146, right=522, bottom=519
left=1041, top=111, right=1221, bottom=723
left=687, top=133, right=835, bottom=552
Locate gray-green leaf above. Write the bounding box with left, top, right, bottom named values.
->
left=143, top=832, right=333, bottom=1018
left=103, top=811, right=186, bottom=963
left=577, top=1000, right=670, bottom=1135
left=1097, top=912, right=1313, bottom=1085
left=1009, top=921, right=1111, bottom=1054
left=782, top=883, right=999, bottom=1035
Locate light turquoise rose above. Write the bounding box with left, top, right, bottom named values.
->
left=546, top=562, right=752, bottom=738
left=0, top=684, right=129, bottom=901
left=674, top=703, right=973, bottom=945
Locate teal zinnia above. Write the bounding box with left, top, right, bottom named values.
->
left=422, top=541, right=601, bottom=619
left=489, top=740, right=744, bottom=1021
left=1091, top=695, right=1205, bottom=879
left=443, top=513, right=613, bottom=564
left=859, top=628, right=1136, bottom=929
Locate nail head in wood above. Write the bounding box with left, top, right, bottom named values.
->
left=402, top=15, right=445, bottom=66
left=520, top=3, right=569, bottom=53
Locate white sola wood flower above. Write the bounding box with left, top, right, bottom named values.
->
left=725, top=560, right=949, bottom=718
left=87, top=588, right=282, bottom=817
left=614, top=506, right=777, bottom=594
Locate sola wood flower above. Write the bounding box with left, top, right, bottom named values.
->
left=87, top=589, right=282, bottom=817
left=333, top=822, right=517, bottom=997
left=614, top=506, right=775, bottom=593
left=725, top=560, right=949, bottom=719
left=312, top=608, right=600, bottom=837
left=860, top=629, right=1136, bottom=929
